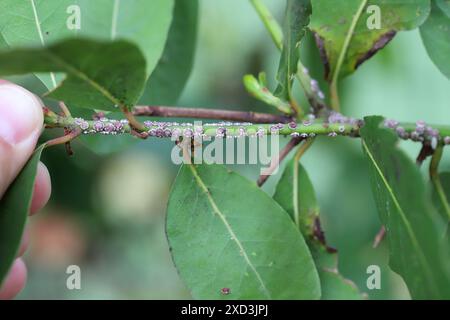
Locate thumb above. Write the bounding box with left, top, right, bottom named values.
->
left=0, top=81, right=44, bottom=198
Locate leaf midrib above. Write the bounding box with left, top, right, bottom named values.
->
left=188, top=164, right=272, bottom=299
left=30, top=0, right=58, bottom=88
left=111, top=0, right=120, bottom=40
left=331, top=0, right=368, bottom=84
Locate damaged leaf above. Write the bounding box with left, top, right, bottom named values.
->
left=309, top=0, right=431, bottom=81
left=273, top=159, right=365, bottom=299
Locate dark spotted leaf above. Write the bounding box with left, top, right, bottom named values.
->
left=274, top=158, right=364, bottom=300
left=310, top=0, right=430, bottom=81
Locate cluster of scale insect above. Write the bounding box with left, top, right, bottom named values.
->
left=328, top=112, right=362, bottom=126
left=70, top=112, right=450, bottom=151
left=143, top=120, right=262, bottom=139
left=325, top=112, right=364, bottom=137
left=287, top=114, right=317, bottom=139
left=303, top=67, right=325, bottom=101
left=74, top=118, right=128, bottom=135
left=384, top=119, right=450, bottom=149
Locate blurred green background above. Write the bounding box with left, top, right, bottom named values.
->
left=11, top=0, right=450, bottom=299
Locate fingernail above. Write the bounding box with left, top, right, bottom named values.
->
left=0, top=83, right=43, bottom=145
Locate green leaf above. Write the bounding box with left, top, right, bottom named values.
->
left=0, top=38, right=146, bottom=111
left=275, top=0, right=311, bottom=101
left=0, top=145, right=45, bottom=286
left=273, top=159, right=318, bottom=232
left=360, top=116, right=450, bottom=299
left=0, top=0, right=174, bottom=88
left=432, top=172, right=450, bottom=222
left=166, top=164, right=321, bottom=299
left=0, top=0, right=173, bottom=153
left=139, top=0, right=198, bottom=105
left=310, top=0, right=431, bottom=81
left=273, top=159, right=364, bottom=300
left=420, top=1, right=450, bottom=79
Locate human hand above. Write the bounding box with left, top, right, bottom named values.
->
left=0, top=80, right=51, bottom=299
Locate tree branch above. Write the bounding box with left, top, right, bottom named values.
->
left=43, top=107, right=450, bottom=150
left=133, top=105, right=293, bottom=124
left=249, top=0, right=283, bottom=50
left=45, top=128, right=82, bottom=148
left=373, top=226, right=386, bottom=248
left=292, top=139, right=315, bottom=224
left=257, top=137, right=304, bottom=187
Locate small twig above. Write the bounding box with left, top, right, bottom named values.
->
left=296, top=61, right=329, bottom=117
left=289, top=98, right=303, bottom=119
left=93, top=111, right=106, bottom=120
left=416, top=143, right=434, bottom=166
left=65, top=142, right=74, bottom=156
left=133, top=105, right=293, bottom=124
left=178, top=138, right=193, bottom=164
left=63, top=128, right=74, bottom=156
left=373, top=226, right=386, bottom=248
left=45, top=128, right=82, bottom=148
left=58, top=101, right=71, bottom=117
left=313, top=217, right=337, bottom=253
left=257, top=137, right=304, bottom=187
left=123, top=107, right=145, bottom=131
left=56, top=103, right=73, bottom=154
left=249, top=0, right=283, bottom=50
left=130, top=129, right=149, bottom=140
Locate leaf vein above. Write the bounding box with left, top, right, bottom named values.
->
left=44, top=51, right=122, bottom=107
left=111, top=0, right=120, bottom=40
